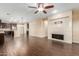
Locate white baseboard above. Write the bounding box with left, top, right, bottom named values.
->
left=72, top=41, right=79, bottom=44
left=48, top=38, right=72, bottom=44
left=30, top=35, right=47, bottom=38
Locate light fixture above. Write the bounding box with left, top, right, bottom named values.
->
left=27, top=3, right=54, bottom=14
left=6, top=13, right=11, bottom=15
left=38, top=7, right=44, bottom=12
left=52, top=10, right=58, bottom=14
left=44, top=20, right=48, bottom=25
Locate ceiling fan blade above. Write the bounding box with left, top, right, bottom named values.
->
left=44, top=5, right=54, bottom=9
left=28, top=6, right=37, bottom=8
left=34, top=10, right=39, bottom=14
left=43, top=10, right=47, bottom=14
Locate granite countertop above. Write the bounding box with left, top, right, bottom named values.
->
left=0, top=30, right=4, bottom=33
left=0, top=29, right=14, bottom=33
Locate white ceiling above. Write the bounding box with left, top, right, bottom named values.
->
left=0, top=3, right=79, bottom=23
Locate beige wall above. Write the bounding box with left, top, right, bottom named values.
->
left=72, top=10, right=79, bottom=43
left=48, top=10, right=72, bottom=43
left=13, top=10, right=79, bottom=44
left=29, top=19, right=48, bottom=37
left=12, top=10, right=79, bottom=44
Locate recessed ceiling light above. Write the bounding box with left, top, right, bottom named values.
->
left=6, top=13, right=10, bottom=15
left=21, top=17, right=23, bottom=19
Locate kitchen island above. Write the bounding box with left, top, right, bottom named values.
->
left=0, top=31, right=4, bottom=46
left=0, top=29, right=14, bottom=46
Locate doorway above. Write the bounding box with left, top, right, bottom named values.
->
left=27, top=23, right=29, bottom=39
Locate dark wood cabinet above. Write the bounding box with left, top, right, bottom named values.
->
left=0, top=33, right=4, bottom=46
left=5, top=31, right=14, bottom=37
left=0, top=20, right=17, bottom=29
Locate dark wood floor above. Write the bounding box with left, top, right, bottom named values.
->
left=0, top=36, right=79, bottom=56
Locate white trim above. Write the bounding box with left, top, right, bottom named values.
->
left=48, top=38, right=72, bottom=44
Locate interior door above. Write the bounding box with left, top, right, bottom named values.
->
left=20, top=25, right=24, bottom=36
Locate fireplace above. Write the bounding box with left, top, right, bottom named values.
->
left=52, top=34, right=64, bottom=40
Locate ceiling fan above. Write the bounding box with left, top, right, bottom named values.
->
left=27, top=3, right=54, bottom=14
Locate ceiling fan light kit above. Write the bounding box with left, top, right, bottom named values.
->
left=27, top=3, right=54, bottom=14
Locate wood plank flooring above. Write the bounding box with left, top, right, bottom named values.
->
left=0, top=36, right=79, bottom=56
